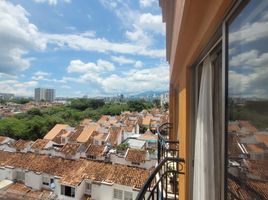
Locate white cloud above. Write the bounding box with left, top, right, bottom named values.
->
left=101, top=63, right=169, bottom=94
left=134, top=61, right=143, bottom=68
left=138, top=13, right=164, bottom=35
left=64, top=60, right=169, bottom=94
left=230, top=50, right=268, bottom=68
left=0, top=1, right=47, bottom=75
left=31, top=71, right=50, bottom=80
left=45, top=33, right=165, bottom=57
left=229, top=50, right=268, bottom=98
left=230, top=20, right=268, bottom=44
left=0, top=1, right=165, bottom=76
left=67, top=59, right=115, bottom=73
left=33, top=0, right=71, bottom=5
left=139, top=0, right=156, bottom=8
left=125, top=26, right=153, bottom=46
left=111, top=56, right=135, bottom=65
left=0, top=80, right=38, bottom=96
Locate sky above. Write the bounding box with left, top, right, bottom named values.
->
left=0, top=0, right=168, bottom=98
left=228, top=0, right=268, bottom=99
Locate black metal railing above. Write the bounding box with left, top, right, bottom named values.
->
left=157, top=123, right=179, bottom=163
left=136, top=123, right=185, bottom=200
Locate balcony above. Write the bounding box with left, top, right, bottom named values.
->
left=136, top=123, right=185, bottom=200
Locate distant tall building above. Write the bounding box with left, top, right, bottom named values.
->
left=34, top=88, right=55, bottom=102
left=160, top=92, right=169, bottom=107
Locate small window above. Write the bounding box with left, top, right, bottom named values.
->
left=85, top=182, right=92, bottom=194
left=124, top=191, right=133, bottom=200
left=61, top=185, right=75, bottom=197
left=131, top=162, right=140, bottom=165
left=88, top=155, right=96, bottom=160
left=42, top=177, right=50, bottom=186
left=113, top=189, right=123, bottom=200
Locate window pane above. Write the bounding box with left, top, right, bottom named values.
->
left=113, top=189, right=123, bottom=200
left=227, top=1, right=268, bottom=199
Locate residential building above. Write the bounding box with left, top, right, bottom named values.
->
left=0, top=93, right=14, bottom=100
left=35, top=88, right=55, bottom=102
left=0, top=151, right=150, bottom=200
left=160, top=92, right=169, bottom=107
left=137, top=0, right=268, bottom=200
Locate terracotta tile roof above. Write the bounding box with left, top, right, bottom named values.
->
left=123, top=125, right=134, bottom=132
left=0, top=136, right=8, bottom=144
left=52, top=129, right=67, bottom=144
left=245, top=143, right=266, bottom=153
left=31, top=139, right=50, bottom=150
left=80, top=118, right=93, bottom=126
left=142, top=116, right=153, bottom=126
left=138, top=132, right=157, bottom=140
left=246, top=180, right=268, bottom=199
left=12, top=139, right=32, bottom=151
left=7, top=182, right=30, bottom=193
left=43, top=124, right=69, bottom=140
left=98, top=115, right=109, bottom=124
left=227, top=174, right=268, bottom=200
left=239, top=121, right=258, bottom=133
left=0, top=151, right=149, bottom=188
left=228, top=124, right=240, bottom=132
left=76, top=123, right=98, bottom=143
left=1, top=183, right=52, bottom=200
left=107, top=127, right=121, bottom=146
left=59, top=143, right=81, bottom=156
left=255, top=133, right=268, bottom=148
left=227, top=177, right=251, bottom=200
left=125, top=149, right=146, bottom=163
left=86, top=144, right=105, bottom=157
left=245, top=159, right=268, bottom=180
left=228, top=134, right=243, bottom=157
left=69, top=126, right=84, bottom=142
left=93, top=132, right=107, bottom=141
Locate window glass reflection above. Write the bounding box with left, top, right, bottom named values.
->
left=227, top=1, right=268, bottom=199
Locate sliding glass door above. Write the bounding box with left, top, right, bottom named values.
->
left=226, top=1, right=268, bottom=199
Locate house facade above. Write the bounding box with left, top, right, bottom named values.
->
left=159, top=0, right=268, bottom=200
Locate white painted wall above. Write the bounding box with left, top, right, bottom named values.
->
left=110, top=154, right=156, bottom=169
left=1, top=167, right=16, bottom=180
left=25, top=171, right=42, bottom=190
left=0, top=144, right=16, bottom=152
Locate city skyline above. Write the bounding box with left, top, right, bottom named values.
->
left=0, top=0, right=168, bottom=97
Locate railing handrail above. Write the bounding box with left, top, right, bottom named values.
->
left=136, top=157, right=185, bottom=200
left=157, top=123, right=179, bottom=144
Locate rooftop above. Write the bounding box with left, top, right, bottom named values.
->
left=107, top=127, right=121, bottom=146
left=12, top=139, right=32, bottom=151
left=86, top=144, right=106, bottom=157
left=0, top=150, right=150, bottom=188
left=255, top=133, right=268, bottom=148
left=30, top=139, right=50, bottom=150
left=0, top=136, right=8, bottom=144
left=126, top=149, right=146, bottom=163
left=76, top=123, right=98, bottom=143
left=59, top=143, right=81, bottom=156
left=43, top=124, right=69, bottom=140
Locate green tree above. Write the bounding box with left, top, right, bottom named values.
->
left=27, top=108, right=42, bottom=116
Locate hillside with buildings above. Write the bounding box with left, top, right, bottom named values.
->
left=0, top=109, right=168, bottom=199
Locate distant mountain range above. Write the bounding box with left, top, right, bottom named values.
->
left=131, top=90, right=168, bottom=98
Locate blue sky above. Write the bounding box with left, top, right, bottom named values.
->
left=0, top=0, right=168, bottom=97
left=228, top=0, right=268, bottom=98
